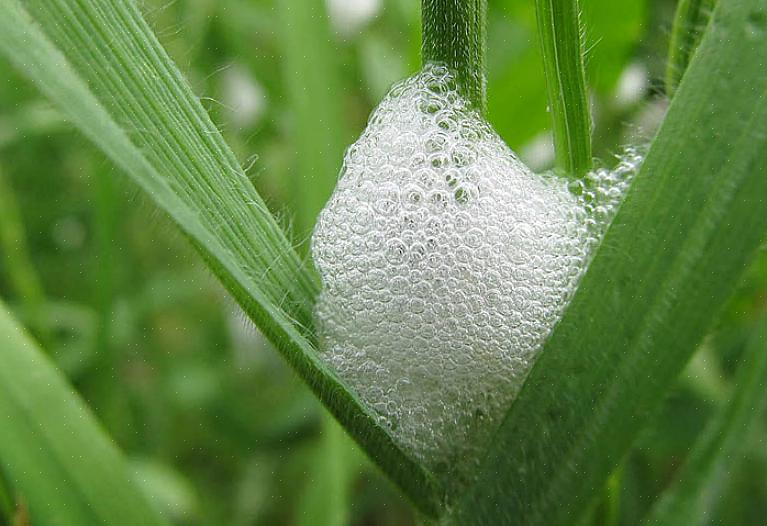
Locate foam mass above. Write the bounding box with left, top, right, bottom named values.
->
left=312, top=64, right=638, bottom=483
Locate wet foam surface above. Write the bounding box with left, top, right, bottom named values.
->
left=312, top=64, right=639, bottom=484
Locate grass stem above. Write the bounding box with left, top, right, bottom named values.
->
left=421, top=0, right=487, bottom=112
left=535, top=0, right=592, bottom=177
left=666, top=0, right=717, bottom=97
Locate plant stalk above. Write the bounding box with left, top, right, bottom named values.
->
left=421, top=0, right=487, bottom=112
left=666, top=0, right=717, bottom=98
left=535, top=0, right=592, bottom=177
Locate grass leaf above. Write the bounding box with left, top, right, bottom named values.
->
left=0, top=299, right=168, bottom=526
left=0, top=0, right=442, bottom=515
left=454, top=0, right=767, bottom=522
left=643, top=312, right=767, bottom=525
left=0, top=167, right=48, bottom=342
left=297, top=412, right=360, bottom=526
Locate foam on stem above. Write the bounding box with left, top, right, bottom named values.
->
left=312, top=64, right=639, bottom=486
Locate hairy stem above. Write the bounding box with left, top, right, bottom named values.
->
left=535, top=0, right=592, bottom=177
left=421, top=0, right=487, bottom=112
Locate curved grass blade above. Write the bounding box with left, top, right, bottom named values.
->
left=0, top=299, right=168, bottom=526
left=454, top=0, right=767, bottom=522
left=643, top=312, right=767, bottom=525
left=0, top=0, right=443, bottom=515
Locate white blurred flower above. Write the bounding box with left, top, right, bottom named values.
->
left=221, top=64, right=267, bottom=130
left=326, top=0, right=381, bottom=37
left=521, top=132, right=555, bottom=172
left=615, top=62, right=648, bottom=108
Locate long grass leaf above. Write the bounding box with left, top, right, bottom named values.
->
left=0, top=299, right=168, bottom=526
left=0, top=0, right=443, bottom=515
left=454, top=0, right=767, bottom=522
left=0, top=167, right=48, bottom=341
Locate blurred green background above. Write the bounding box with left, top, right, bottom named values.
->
left=0, top=0, right=765, bottom=524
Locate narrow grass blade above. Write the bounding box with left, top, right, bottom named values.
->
left=0, top=167, right=48, bottom=341
left=666, top=0, right=717, bottom=97
left=87, top=166, right=122, bottom=426
left=454, top=0, right=767, bottom=522
left=297, top=412, right=359, bottom=526
left=643, top=313, right=767, bottom=525
left=0, top=299, right=168, bottom=526
left=277, top=0, right=349, bottom=240
left=0, top=0, right=443, bottom=515
left=535, top=0, right=592, bottom=176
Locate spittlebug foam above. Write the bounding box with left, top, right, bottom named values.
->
left=312, top=64, right=640, bottom=483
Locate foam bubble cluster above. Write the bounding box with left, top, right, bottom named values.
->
left=312, top=64, right=638, bottom=485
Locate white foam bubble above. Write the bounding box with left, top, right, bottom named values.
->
left=311, top=64, right=639, bottom=486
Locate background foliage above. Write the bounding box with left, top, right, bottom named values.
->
left=0, top=0, right=765, bottom=524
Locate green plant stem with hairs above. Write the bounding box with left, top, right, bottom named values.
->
left=666, top=0, right=717, bottom=97
left=535, top=0, right=592, bottom=177
left=421, top=0, right=487, bottom=112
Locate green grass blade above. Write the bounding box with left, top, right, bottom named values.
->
left=666, top=0, right=717, bottom=97
left=0, top=299, right=168, bottom=526
left=15, top=0, right=318, bottom=328
left=643, top=314, right=767, bottom=525
left=0, top=167, right=48, bottom=341
left=297, top=412, right=358, bottom=526
left=0, top=0, right=443, bottom=515
left=422, top=0, right=487, bottom=111
left=454, top=0, right=767, bottom=522
left=277, top=0, right=348, bottom=240
left=535, top=0, right=592, bottom=176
